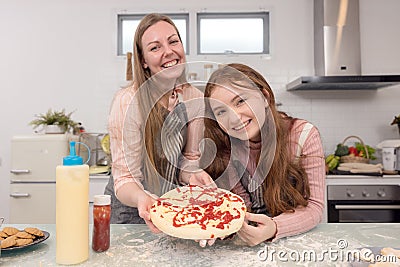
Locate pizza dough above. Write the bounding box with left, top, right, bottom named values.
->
left=150, top=185, right=246, bottom=240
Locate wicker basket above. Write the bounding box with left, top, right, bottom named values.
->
left=339, top=135, right=370, bottom=164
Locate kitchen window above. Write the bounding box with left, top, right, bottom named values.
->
left=117, top=14, right=189, bottom=56
left=197, top=12, right=269, bottom=55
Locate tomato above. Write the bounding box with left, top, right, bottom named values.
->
left=349, top=146, right=358, bottom=156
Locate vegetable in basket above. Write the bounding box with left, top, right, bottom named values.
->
left=325, top=154, right=340, bottom=171
left=334, top=144, right=349, bottom=157
left=355, top=142, right=376, bottom=160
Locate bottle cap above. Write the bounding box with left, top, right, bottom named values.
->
left=63, top=141, right=83, bottom=166
left=94, top=195, right=111, bottom=206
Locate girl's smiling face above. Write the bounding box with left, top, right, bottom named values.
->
left=209, top=83, right=267, bottom=142
left=141, top=21, right=185, bottom=79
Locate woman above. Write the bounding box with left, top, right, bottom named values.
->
left=203, top=63, right=325, bottom=246
left=104, top=13, right=205, bottom=230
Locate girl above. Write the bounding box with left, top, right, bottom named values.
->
left=203, top=63, right=325, bottom=245
left=104, top=13, right=205, bottom=230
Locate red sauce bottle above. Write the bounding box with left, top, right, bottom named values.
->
left=92, top=195, right=111, bottom=252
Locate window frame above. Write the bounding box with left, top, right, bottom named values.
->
left=196, top=12, right=270, bottom=55
left=117, top=13, right=189, bottom=56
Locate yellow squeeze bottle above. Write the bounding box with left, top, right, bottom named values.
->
left=56, top=141, right=89, bottom=264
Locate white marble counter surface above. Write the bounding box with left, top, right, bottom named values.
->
left=1, top=223, right=400, bottom=266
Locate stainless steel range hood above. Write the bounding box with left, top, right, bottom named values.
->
left=287, top=0, right=400, bottom=91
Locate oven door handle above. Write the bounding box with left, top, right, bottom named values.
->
left=335, top=205, right=400, bottom=210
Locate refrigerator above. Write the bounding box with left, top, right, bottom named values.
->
left=9, top=134, right=69, bottom=223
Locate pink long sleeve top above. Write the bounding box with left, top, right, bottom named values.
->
left=272, top=119, right=325, bottom=241
left=108, top=84, right=204, bottom=195
left=237, top=119, right=325, bottom=241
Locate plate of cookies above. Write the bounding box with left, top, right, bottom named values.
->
left=0, top=227, right=49, bottom=251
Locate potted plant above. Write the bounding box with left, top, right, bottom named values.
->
left=29, top=109, right=78, bottom=134
left=391, top=114, right=400, bottom=135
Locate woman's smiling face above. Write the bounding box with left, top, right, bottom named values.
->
left=209, top=83, right=267, bottom=142
left=141, top=21, right=185, bottom=79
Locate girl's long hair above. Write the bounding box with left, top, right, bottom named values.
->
left=203, top=63, right=310, bottom=216
left=132, top=13, right=185, bottom=194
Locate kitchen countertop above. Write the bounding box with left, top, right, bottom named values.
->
left=1, top=223, right=400, bottom=266
left=326, top=174, right=400, bottom=185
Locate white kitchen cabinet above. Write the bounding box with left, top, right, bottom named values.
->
left=9, top=175, right=109, bottom=224
left=9, top=134, right=68, bottom=223
left=10, top=134, right=69, bottom=182
left=9, top=134, right=110, bottom=224
left=9, top=183, right=56, bottom=223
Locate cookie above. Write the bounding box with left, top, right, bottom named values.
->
left=1, top=236, right=17, bottom=249
left=0, top=231, right=8, bottom=238
left=16, top=238, right=33, bottom=247
left=2, top=227, right=19, bottom=236
left=24, top=227, right=44, bottom=237
left=16, top=231, right=34, bottom=239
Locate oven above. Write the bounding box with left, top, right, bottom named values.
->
left=327, top=185, right=400, bottom=223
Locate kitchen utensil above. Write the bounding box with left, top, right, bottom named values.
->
left=100, top=134, right=110, bottom=155
left=98, top=134, right=111, bottom=166
left=89, top=165, right=110, bottom=174
left=96, top=157, right=109, bottom=167
left=126, top=52, right=133, bottom=81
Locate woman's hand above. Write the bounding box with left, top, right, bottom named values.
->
left=196, top=239, right=216, bottom=248
left=137, top=190, right=161, bottom=233
left=188, top=170, right=216, bottom=187
left=189, top=170, right=217, bottom=247
left=237, top=212, right=277, bottom=246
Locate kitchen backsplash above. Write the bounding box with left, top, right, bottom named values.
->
left=263, top=72, right=400, bottom=156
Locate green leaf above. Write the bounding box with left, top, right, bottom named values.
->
left=355, top=142, right=376, bottom=160
left=29, top=108, right=78, bottom=132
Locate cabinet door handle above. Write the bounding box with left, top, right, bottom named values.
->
left=10, top=193, right=31, bottom=198
left=10, top=169, right=30, bottom=174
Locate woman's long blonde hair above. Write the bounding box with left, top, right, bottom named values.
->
left=203, top=63, right=310, bottom=216
left=132, top=13, right=185, bottom=194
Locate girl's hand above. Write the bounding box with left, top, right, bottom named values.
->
left=189, top=170, right=217, bottom=247
left=237, top=212, right=277, bottom=246
left=196, top=238, right=216, bottom=248
left=137, top=190, right=161, bottom=233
